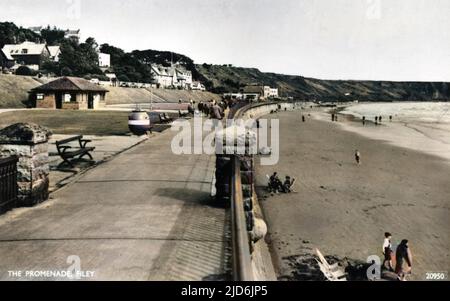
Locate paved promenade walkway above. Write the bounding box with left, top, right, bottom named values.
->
left=0, top=120, right=231, bottom=281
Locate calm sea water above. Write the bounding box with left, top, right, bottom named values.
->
left=342, top=102, right=450, bottom=124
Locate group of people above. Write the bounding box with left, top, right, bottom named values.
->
left=361, top=115, right=393, bottom=126
left=382, top=232, right=413, bottom=281
left=268, top=172, right=296, bottom=194
left=180, top=99, right=229, bottom=120
left=197, top=99, right=227, bottom=120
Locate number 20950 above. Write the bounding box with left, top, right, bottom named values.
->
left=425, top=272, right=447, bottom=280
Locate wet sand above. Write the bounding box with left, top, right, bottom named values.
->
left=256, top=110, right=450, bottom=281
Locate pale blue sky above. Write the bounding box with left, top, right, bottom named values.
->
left=2, top=0, right=449, bottom=81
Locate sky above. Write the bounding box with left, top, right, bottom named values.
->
left=2, top=0, right=450, bottom=82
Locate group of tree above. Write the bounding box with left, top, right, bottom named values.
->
left=0, top=22, right=41, bottom=48
left=42, top=37, right=103, bottom=78
left=99, top=44, right=153, bottom=83
left=1, top=21, right=214, bottom=87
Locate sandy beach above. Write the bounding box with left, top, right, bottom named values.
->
left=256, top=109, right=450, bottom=281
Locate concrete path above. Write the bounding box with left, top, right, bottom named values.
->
left=0, top=120, right=231, bottom=281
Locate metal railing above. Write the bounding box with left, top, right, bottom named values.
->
left=0, top=156, right=18, bottom=214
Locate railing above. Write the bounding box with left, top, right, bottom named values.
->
left=228, top=101, right=295, bottom=281
left=0, top=156, right=18, bottom=214
left=230, top=156, right=254, bottom=281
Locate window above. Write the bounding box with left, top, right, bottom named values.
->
left=21, top=49, right=28, bottom=54
left=36, top=94, right=44, bottom=100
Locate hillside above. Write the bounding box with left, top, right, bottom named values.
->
left=0, top=74, right=220, bottom=108
left=196, top=64, right=450, bottom=101
left=0, top=75, right=42, bottom=108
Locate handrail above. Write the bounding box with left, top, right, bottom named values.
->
left=230, top=156, right=254, bottom=281
left=228, top=100, right=294, bottom=281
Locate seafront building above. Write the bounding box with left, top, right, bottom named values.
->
left=30, top=77, right=108, bottom=110
left=241, top=84, right=279, bottom=101
left=151, top=63, right=193, bottom=89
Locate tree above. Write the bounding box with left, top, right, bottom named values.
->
left=40, top=26, right=65, bottom=45
left=117, top=74, right=130, bottom=82
left=61, top=67, right=73, bottom=76
left=100, top=44, right=154, bottom=83
left=0, top=22, right=41, bottom=48
left=58, top=38, right=102, bottom=76
left=15, top=66, right=34, bottom=76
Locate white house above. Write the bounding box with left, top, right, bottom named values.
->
left=65, top=29, right=81, bottom=42
left=98, top=53, right=111, bottom=68
left=242, top=85, right=279, bottom=101
left=47, top=46, right=61, bottom=62
left=2, top=41, right=51, bottom=70
left=151, top=64, right=177, bottom=88
left=191, top=82, right=206, bottom=91
left=175, top=67, right=193, bottom=88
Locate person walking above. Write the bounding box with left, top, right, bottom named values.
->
left=362, top=116, right=366, bottom=126
left=395, top=239, right=413, bottom=281
left=355, top=150, right=361, bottom=165
left=211, top=102, right=224, bottom=120
left=375, top=116, right=378, bottom=125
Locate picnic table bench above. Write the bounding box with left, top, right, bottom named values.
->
left=56, top=135, right=95, bottom=168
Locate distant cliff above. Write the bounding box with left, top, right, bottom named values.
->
left=195, top=64, right=450, bottom=101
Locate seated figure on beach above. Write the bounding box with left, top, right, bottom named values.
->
left=281, top=176, right=296, bottom=193
left=268, top=172, right=283, bottom=193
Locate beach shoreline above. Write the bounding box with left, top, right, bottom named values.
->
left=256, top=110, right=450, bottom=281
left=314, top=102, right=450, bottom=164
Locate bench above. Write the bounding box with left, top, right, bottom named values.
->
left=56, top=135, right=95, bottom=168
left=178, top=110, right=188, bottom=118
left=159, top=113, right=174, bottom=124
left=164, top=113, right=174, bottom=123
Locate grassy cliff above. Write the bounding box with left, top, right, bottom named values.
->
left=196, top=64, right=450, bottom=101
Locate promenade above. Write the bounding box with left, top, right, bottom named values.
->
left=0, top=120, right=231, bottom=281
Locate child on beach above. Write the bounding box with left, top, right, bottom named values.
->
left=382, top=232, right=394, bottom=271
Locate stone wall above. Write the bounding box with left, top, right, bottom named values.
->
left=0, top=123, right=51, bottom=207
left=36, top=93, right=56, bottom=109
left=62, top=102, right=80, bottom=110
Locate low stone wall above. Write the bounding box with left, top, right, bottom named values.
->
left=239, top=102, right=295, bottom=120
